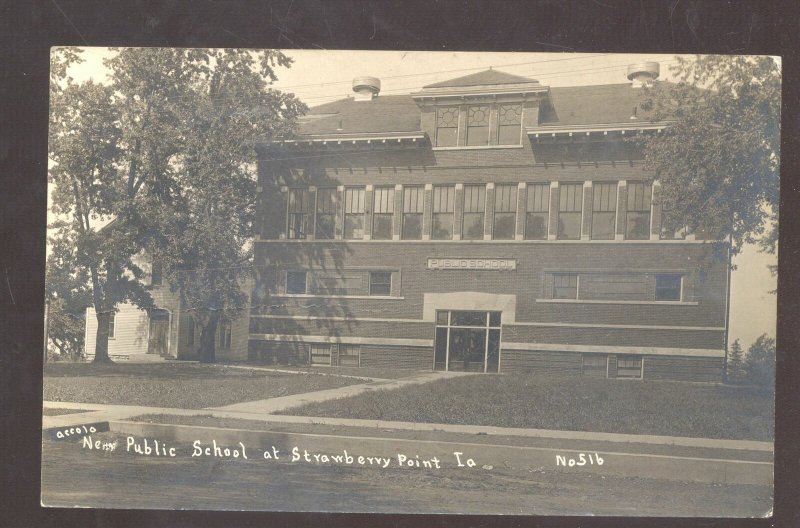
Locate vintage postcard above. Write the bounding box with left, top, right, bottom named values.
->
left=42, top=49, right=778, bottom=515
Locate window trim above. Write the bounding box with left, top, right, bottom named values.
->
left=552, top=273, right=579, bottom=300
left=655, top=273, right=683, bottom=302
left=368, top=271, right=392, bottom=296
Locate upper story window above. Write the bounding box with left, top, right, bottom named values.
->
left=493, top=184, right=518, bottom=240
left=626, top=181, right=652, bottom=240
left=287, top=188, right=312, bottom=239
left=343, top=187, right=365, bottom=240
left=435, top=107, right=459, bottom=147
left=150, top=262, right=163, bottom=286
left=525, top=183, right=549, bottom=240
left=462, top=185, right=486, bottom=240
left=372, top=187, right=395, bottom=240
left=655, top=273, right=682, bottom=301
left=558, top=183, right=583, bottom=240
left=466, top=105, right=490, bottom=146
left=659, top=200, right=687, bottom=240
left=497, top=104, right=522, bottom=145
left=432, top=186, right=455, bottom=240
left=591, top=182, right=617, bottom=240
left=402, top=186, right=425, bottom=240
left=315, top=188, right=337, bottom=240
left=553, top=273, right=578, bottom=299
left=108, top=311, right=116, bottom=338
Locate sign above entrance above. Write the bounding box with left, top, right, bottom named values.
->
left=427, top=258, right=517, bottom=271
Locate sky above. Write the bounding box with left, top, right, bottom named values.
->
left=63, top=48, right=778, bottom=347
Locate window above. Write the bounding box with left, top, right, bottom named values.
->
left=108, top=311, right=116, bottom=338
left=582, top=354, right=607, bottom=377
left=626, top=181, right=652, bottom=240
left=369, top=271, right=392, bottom=296
left=218, top=320, right=232, bottom=350
left=553, top=273, right=578, bottom=299
left=616, top=355, right=643, bottom=378
left=493, top=184, right=518, bottom=239
left=309, top=344, right=332, bottom=365
left=372, top=187, right=394, bottom=240
left=432, top=186, right=455, bottom=239
left=150, top=262, right=163, bottom=286
left=338, top=344, right=361, bottom=366
left=402, top=186, right=424, bottom=240
left=466, top=105, right=490, bottom=146
left=558, top=183, right=583, bottom=240
left=525, top=183, right=549, bottom=239
left=462, top=185, right=486, bottom=240
left=315, top=187, right=337, bottom=240
left=344, top=187, right=365, bottom=239
left=497, top=104, right=522, bottom=145
left=591, top=182, right=617, bottom=240
left=287, top=188, right=312, bottom=239
left=187, top=317, right=195, bottom=347
left=659, top=200, right=687, bottom=240
left=286, top=271, right=307, bottom=294
left=435, top=107, right=459, bottom=147
left=655, top=273, right=682, bottom=301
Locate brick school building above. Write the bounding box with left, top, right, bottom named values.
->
left=248, top=63, right=729, bottom=382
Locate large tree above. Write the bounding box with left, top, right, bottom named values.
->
left=48, top=48, right=304, bottom=363
left=45, top=229, right=92, bottom=359
left=150, top=49, right=305, bottom=363
left=639, top=55, right=780, bottom=260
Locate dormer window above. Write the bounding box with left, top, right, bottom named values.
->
left=497, top=104, right=522, bottom=145
left=466, top=105, right=490, bottom=146
left=435, top=107, right=459, bottom=147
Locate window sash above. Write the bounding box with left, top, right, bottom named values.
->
left=401, top=213, right=423, bottom=240
left=557, top=212, right=582, bottom=240
left=526, top=183, right=550, bottom=212
left=497, top=104, right=522, bottom=145
left=369, top=272, right=392, bottom=296
left=435, top=107, right=459, bottom=147
left=559, top=183, right=583, bottom=212
left=372, top=213, right=393, bottom=240
left=462, top=212, right=484, bottom=240
left=525, top=211, right=548, bottom=239
left=591, top=211, right=616, bottom=240
left=372, top=187, right=394, bottom=239
left=286, top=271, right=307, bottom=294
left=466, top=105, right=490, bottom=146
left=553, top=274, right=578, bottom=299
left=493, top=212, right=516, bottom=240
left=494, top=184, right=518, bottom=213
left=373, top=187, right=394, bottom=214
left=287, top=188, right=312, bottom=239
left=432, top=213, right=454, bottom=240
left=655, top=274, right=682, bottom=301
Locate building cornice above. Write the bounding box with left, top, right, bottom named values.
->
left=527, top=121, right=673, bottom=140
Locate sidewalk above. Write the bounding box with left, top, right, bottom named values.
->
left=209, top=370, right=472, bottom=414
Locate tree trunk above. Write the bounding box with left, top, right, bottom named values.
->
left=93, top=309, right=112, bottom=363
left=198, top=311, right=220, bottom=363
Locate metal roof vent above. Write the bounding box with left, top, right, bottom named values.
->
left=352, top=76, right=381, bottom=101
left=626, top=62, right=660, bottom=88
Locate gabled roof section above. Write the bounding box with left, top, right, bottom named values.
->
left=539, top=83, right=658, bottom=126
left=296, top=95, right=422, bottom=136
left=422, top=69, right=538, bottom=88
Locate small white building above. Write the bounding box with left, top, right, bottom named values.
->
left=84, top=254, right=251, bottom=362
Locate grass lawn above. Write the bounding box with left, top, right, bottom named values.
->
left=234, top=363, right=425, bottom=380
left=42, top=408, right=92, bottom=416
left=279, top=373, right=775, bottom=441
left=43, top=362, right=366, bottom=409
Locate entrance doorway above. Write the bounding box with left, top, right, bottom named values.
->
left=434, top=310, right=501, bottom=373
left=148, top=309, right=170, bottom=355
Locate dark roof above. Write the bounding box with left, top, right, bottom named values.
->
left=423, top=69, right=538, bottom=88
left=296, top=82, right=663, bottom=136
left=297, top=95, right=421, bottom=136
left=540, top=83, right=657, bottom=126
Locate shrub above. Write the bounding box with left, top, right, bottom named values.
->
left=744, top=334, right=776, bottom=387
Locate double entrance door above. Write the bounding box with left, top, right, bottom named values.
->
left=434, top=310, right=501, bottom=373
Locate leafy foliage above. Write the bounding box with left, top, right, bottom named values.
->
left=726, top=338, right=745, bottom=384
left=48, top=48, right=304, bottom=363
left=639, top=55, right=780, bottom=260
left=744, top=334, right=776, bottom=387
